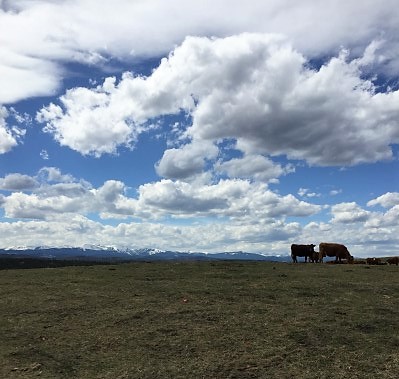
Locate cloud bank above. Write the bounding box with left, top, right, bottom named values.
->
left=0, top=168, right=398, bottom=256
left=1, top=0, right=399, bottom=104
left=38, top=34, right=399, bottom=170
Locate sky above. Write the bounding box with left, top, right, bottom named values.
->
left=0, top=0, right=399, bottom=257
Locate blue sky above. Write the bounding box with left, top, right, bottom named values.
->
left=0, top=0, right=398, bottom=257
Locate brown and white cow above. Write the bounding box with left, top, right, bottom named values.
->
left=291, top=244, right=316, bottom=263
left=319, top=243, right=353, bottom=263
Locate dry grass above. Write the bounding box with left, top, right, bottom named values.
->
left=0, top=261, right=398, bottom=378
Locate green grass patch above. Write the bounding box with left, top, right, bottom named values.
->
left=1, top=261, right=398, bottom=378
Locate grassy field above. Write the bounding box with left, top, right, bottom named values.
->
left=0, top=261, right=398, bottom=379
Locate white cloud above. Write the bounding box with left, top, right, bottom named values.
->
left=329, top=189, right=342, bottom=196
left=187, top=40, right=399, bottom=166
left=367, top=192, right=399, bottom=208
left=38, top=34, right=399, bottom=170
left=136, top=179, right=321, bottom=220
left=0, top=49, right=61, bottom=104
left=0, top=106, right=26, bottom=154
left=3, top=191, right=89, bottom=219
left=0, top=173, right=38, bottom=190
left=364, top=205, right=399, bottom=229
left=331, top=202, right=370, bottom=224
left=302, top=204, right=399, bottom=257
left=0, top=214, right=302, bottom=253
left=0, top=166, right=320, bottom=222
left=1, top=175, right=399, bottom=256
left=215, top=154, right=293, bottom=183
left=1, top=202, right=397, bottom=256
left=40, top=149, right=49, bottom=160
left=36, top=83, right=140, bottom=156
left=37, top=167, right=77, bottom=184
left=1, top=178, right=135, bottom=220
left=2, top=0, right=399, bottom=104
left=94, top=180, right=137, bottom=217
left=298, top=188, right=321, bottom=198
left=0, top=215, right=104, bottom=248
left=156, top=140, right=219, bottom=180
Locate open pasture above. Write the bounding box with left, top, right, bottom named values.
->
left=0, top=261, right=398, bottom=378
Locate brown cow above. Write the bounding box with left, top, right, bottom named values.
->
left=319, top=243, right=353, bottom=263
left=291, top=244, right=316, bottom=263
left=366, top=257, right=380, bottom=265
left=386, top=257, right=399, bottom=265
left=366, top=257, right=387, bottom=265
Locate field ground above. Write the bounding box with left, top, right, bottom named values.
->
left=0, top=261, right=398, bottom=378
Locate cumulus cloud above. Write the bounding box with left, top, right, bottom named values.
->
left=1, top=178, right=136, bottom=220
left=0, top=214, right=302, bottom=253
left=37, top=167, right=78, bottom=184
left=1, top=198, right=397, bottom=256
left=364, top=205, right=399, bottom=229
left=0, top=215, right=104, bottom=248
left=300, top=198, right=399, bottom=257
left=3, top=191, right=89, bottom=219
left=187, top=40, right=399, bottom=166
left=136, top=179, right=321, bottom=220
left=0, top=166, right=320, bottom=222
left=331, top=202, right=371, bottom=224
left=93, top=180, right=137, bottom=217
left=215, top=154, right=293, bottom=183
left=1, top=175, right=399, bottom=256
left=0, top=173, right=38, bottom=190
left=36, top=83, right=140, bottom=156
left=367, top=192, right=399, bottom=208
left=2, top=0, right=399, bottom=103
left=0, top=106, right=26, bottom=153
left=38, top=34, right=399, bottom=171
left=155, top=141, right=219, bottom=180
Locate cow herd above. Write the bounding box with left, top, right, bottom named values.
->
left=366, top=256, right=399, bottom=266
left=290, top=242, right=398, bottom=265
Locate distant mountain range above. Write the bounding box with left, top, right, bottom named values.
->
left=0, top=246, right=290, bottom=262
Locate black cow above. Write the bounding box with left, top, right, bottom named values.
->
left=291, top=244, right=316, bottom=263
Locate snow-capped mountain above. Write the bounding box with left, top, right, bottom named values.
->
left=0, top=246, right=290, bottom=262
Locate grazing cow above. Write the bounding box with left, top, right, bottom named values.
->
left=366, top=257, right=380, bottom=265
left=291, top=244, right=316, bottom=263
left=387, top=257, right=399, bottom=266
left=366, top=257, right=386, bottom=265
left=319, top=243, right=353, bottom=263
